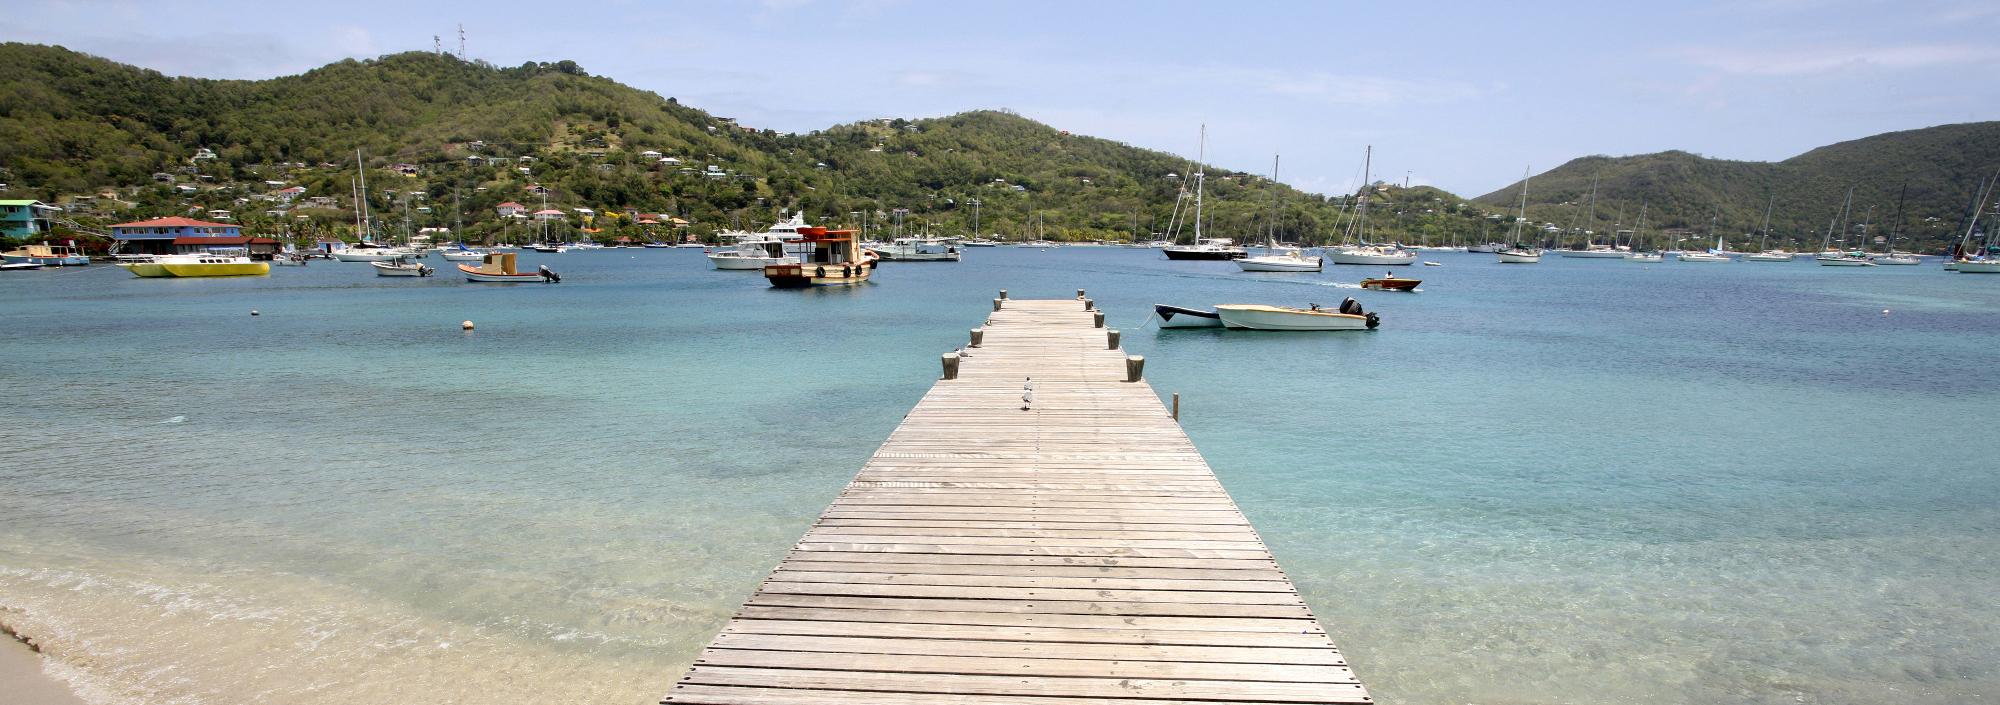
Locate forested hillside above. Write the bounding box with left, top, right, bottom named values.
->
left=1474, top=122, right=2000, bottom=251
left=0, top=43, right=1517, bottom=248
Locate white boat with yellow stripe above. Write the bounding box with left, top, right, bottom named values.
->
left=118, top=253, right=269, bottom=277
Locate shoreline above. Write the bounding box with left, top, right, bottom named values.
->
left=2, top=635, right=88, bottom=705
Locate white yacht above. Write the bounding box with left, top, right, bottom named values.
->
left=1558, top=244, right=1628, bottom=258
left=709, top=236, right=798, bottom=270
left=1236, top=248, right=1323, bottom=271
left=1328, top=244, right=1418, bottom=265
left=1743, top=251, right=1796, bottom=262
left=331, top=244, right=418, bottom=262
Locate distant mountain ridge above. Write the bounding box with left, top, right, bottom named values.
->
left=1475, top=123, right=2000, bottom=250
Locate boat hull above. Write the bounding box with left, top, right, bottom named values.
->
left=1817, top=257, right=1875, bottom=266
left=711, top=254, right=795, bottom=270
left=330, top=251, right=406, bottom=262
left=1235, top=256, right=1323, bottom=272
left=1155, top=304, right=1224, bottom=328
left=457, top=264, right=546, bottom=282
left=3, top=254, right=90, bottom=265
left=372, top=262, right=432, bottom=276
left=1872, top=256, right=1921, bottom=265
left=1329, top=251, right=1418, bottom=265
left=1214, top=304, right=1371, bottom=331
left=120, top=261, right=270, bottom=277
left=1679, top=253, right=1732, bottom=262
left=1360, top=278, right=1420, bottom=291
left=1162, top=248, right=1244, bottom=260
left=1557, top=250, right=1627, bottom=258
left=439, top=251, right=488, bottom=262
left=1496, top=250, right=1542, bottom=263
left=1743, top=253, right=1795, bottom=262
left=1955, top=260, right=2000, bottom=273
left=764, top=262, right=875, bottom=287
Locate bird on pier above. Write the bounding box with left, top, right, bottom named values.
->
left=1022, top=377, right=1034, bottom=411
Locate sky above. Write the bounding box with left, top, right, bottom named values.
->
left=7, top=0, right=1998, bottom=198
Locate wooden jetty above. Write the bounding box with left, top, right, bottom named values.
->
left=665, top=297, right=1371, bottom=705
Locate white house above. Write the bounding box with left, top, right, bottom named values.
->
left=659, top=157, right=682, bottom=165
left=495, top=202, right=526, bottom=217
left=640, top=150, right=662, bottom=159
left=572, top=207, right=596, bottom=217
left=532, top=209, right=565, bottom=221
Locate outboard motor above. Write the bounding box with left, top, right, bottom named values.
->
left=1338, top=297, right=1363, bottom=315
left=539, top=265, right=561, bottom=283
left=1365, top=312, right=1380, bottom=329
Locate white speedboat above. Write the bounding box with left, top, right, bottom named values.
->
left=371, top=258, right=434, bottom=277
left=709, top=237, right=797, bottom=270
left=1496, top=247, right=1542, bottom=263
left=439, top=249, right=489, bottom=262
left=1624, top=251, right=1663, bottom=263
left=1743, top=251, right=1796, bottom=262
left=874, top=237, right=962, bottom=262
left=1155, top=304, right=1224, bottom=328
left=1215, top=299, right=1378, bottom=330
left=1329, top=245, right=1418, bottom=265
left=1679, top=251, right=1732, bottom=262
left=1236, top=249, right=1323, bottom=272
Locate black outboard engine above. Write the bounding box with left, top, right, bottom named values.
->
left=1365, top=312, right=1380, bottom=329
left=539, top=264, right=561, bottom=283
left=1338, top=297, right=1363, bottom=315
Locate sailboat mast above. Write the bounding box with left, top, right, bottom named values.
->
left=1758, top=194, right=1775, bottom=252
left=1353, top=146, right=1372, bottom=245
left=355, top=149, right=370, bottom=242
left=1509, top=166, right=1530, bottom=247
left=1888, top=183, right=1907, bottom=254
left=1264, top=154, right=1282, bottom=248
left=1582, top=173, right=1600, bottom=248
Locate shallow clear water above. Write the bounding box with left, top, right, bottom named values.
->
left=2, top=248, right=1996, bottom=704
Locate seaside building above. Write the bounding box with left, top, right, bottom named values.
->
left=110, top=216, right=243, bottom=255
left=496, top=202, right=525, bottom=217
left=1, top=200, right=59, bottom=238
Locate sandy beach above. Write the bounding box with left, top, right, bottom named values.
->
left=3, top=636, right=86, bottom=705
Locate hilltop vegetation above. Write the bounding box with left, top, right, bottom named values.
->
left=1, top=43, right=1523, bottom=248
left=1475, top=123, right=2000, bottom=251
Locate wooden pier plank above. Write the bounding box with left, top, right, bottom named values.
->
left=663, top=300, right=1369, bottom=705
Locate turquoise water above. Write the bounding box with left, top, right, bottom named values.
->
left=1, top=248, right=1996, bottom=704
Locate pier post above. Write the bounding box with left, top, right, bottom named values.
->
left=1093, top=311, right=1106, bottom=328
left=998, top=289, right=1007, bottom=300
left=941, top=352, right=960, bottom=380
left=1107, top=329, right=1120, bottom=349
left=992, top=298, right=1003, bottom=312
left=1173, top=392, right=1180, bottom=420
left=1083, top=298, right=1094, bottom=311
left=1076, top=288, right=1086, bottom=299
left=970, top=328, right=984, bottom=347
left=1125, top=354, right=1144, bottom=382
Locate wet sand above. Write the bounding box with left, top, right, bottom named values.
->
left=2, top=636, right=86, bottom=705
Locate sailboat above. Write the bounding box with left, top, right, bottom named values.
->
left=1496, top=167, right=1541, bottom=263
left=1558, top=174, right=1625, bottom=257
left=1328, top=146, right=1418, bottom=265
left=1163, top=127, right=1247, bottom=261
left=1624, top=204, right=1662, bottom=262
left=1871, top=185, right=1921, bottom=265
left=1237, top=155, right=1323, bottom=272
left=1817, top=188, right=1874, bottom=266
left=1679, top=211, right=1732, bottom=261
left=1743, top=195, right=1796, bottom=261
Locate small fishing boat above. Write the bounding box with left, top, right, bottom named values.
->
left=1215, top=299, right=1378, bottom=330
left=2, top=242, right=90, bottom=266
left=119, top=252, right=269, bottom=277
left=1422, top=261, right=1442, bottom=266
left=1360, top=272, right=1420, bottom=291
left=764, top=227, right=877, bottom=286
left=372, top=257, right=434, bottom=277
left=458, top=253, right=556, bottom=282
left=1154, top=304, right=1224, bottom=328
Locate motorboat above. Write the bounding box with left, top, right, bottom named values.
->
left=1163, top=238, right=1246, bottom=260
left=709, top=236, right=798, bottom=270
left=1214, top=298, right=1378, bottom=330
left=459, top=252, right=557, bottom=282
left=271, top=253, right=308, bottom=266
left=1871, top=254, right=1921, bottom=265
left=643, top=242, right=673, bottom=248
left=531, top=244, right=569, bottom=253
left=1329, top=244, right=1418, bottom=265
left=2, top=242, right=89, bottom=266
left=372, top=257, right=434, bottom=277
left=1466, top=243, right=1501, bottom=253
left=1154, top=304, right=1224, bottom=328
left=1, top=261, right=45, bottom=271
left=1422, top=261, right=1442, bottom=266
left=439, top=248, right=490, bottom=262
left=1496, top=247, right=1542, bottom=263
left=874, top=237, right=962, bottom=262
left=1624, top=251, right=1663, bottom=263
left=1679, top=251, right=1732, bottom=262
left=964, top=239, right=1000, bottom=247
left=1743, top=251, right=1796, bottom=262
left=1557, top=245, right=1628, bottom=258
left=118, top=252, right=269, bottom=277
left=765, top=226, right=878, bottom=287
left=1360, top=272, right=1420, bottom=290
left=1235, top=248, right=1323, bottom=272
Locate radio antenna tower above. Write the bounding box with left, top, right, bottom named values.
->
left=457, top=25, right=466, bottom=60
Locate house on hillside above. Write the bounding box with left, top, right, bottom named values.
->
left=659, top=157, right=682, bottom=166
left=528, top=185, right=551, bottom=195
left=0, top=200, right=57, bottom=239
left=532, top=209, right=564, bottom=222
left=496, top=202, right=526, bottom=217
left=572, top=207, right=595, bottom=217
left=640, top=151, right=662, bottom=159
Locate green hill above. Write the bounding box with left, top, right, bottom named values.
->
left=1474, top=123, right=2000, bottom=252
left=14, top=43, right=1484, bottom=248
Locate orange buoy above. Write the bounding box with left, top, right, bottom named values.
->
left=462, top=320, right=474, bottom=330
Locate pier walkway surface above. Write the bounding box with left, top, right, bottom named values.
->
left=664, top=298, right=1371, bottom=705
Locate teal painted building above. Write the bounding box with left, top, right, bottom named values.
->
left=0, top=200, right=57, bottom=239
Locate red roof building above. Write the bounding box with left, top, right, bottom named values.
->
left=112, top=217, right=244, bottom=255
